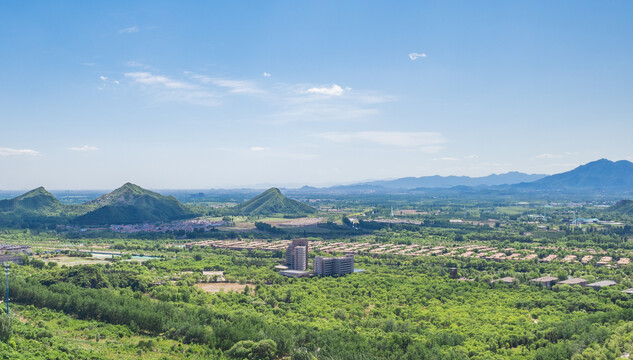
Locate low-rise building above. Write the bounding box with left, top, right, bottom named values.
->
left=279, top=270, right=311, bottom=278
left=530, top=276, right=558, bottom=289
left=587, top=280, right=616, bottom=290
left=497, top=277, right=516, bottom=284
left=557, top=278, right=587, bottom=287
left=581, top=255, right=594, bottom=264
left=0, top=244, right=31, bottom=255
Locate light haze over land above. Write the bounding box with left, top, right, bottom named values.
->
left=1, top=1, right=632, bottom=189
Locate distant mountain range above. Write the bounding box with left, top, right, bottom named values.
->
left=354, top=171, right=546, bottom=190
left=514, top=159, right=633, bottom=191
left=288, top=159, right=632, bottom=195
left=1, top=159, right=632, bottom=227
left=232, top=188, right=316, bottom=216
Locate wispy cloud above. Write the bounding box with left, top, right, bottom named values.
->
left=307, top=84, right=345, bottom=96
left=536, top=153, right=563, bottom=159
left=98, top=75, right=119, bottom=90
left=123, top=67, right=390, bottom=118
left=126, top=72, right=193, bottom=89
left=213, top=79, right=262, bottom=94
left=441, top=157, right=459, bottom=161
left=119, top=26, right=139, bottom=34
left=263, top=72, right=271, bottom=77
left=464, top=154, right=479, bottom=159
left=125, top=71, right=220, bottom=106
left=219, top=147, right=317, bottom=160
left=0, top=147, right=39, bottom=156
left=68, top=145, right=99, bottom=152
left=125, top=61, right=155, bottom=70
left=408, top=52, right=427, bottom=60
left=185, top=72, right=263, bottom=94
left=316, top=131, right=446, bottom=152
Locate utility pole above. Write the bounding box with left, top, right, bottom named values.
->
left=4, top=263, right=8, bottom=315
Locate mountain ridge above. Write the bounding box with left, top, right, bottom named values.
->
left=233, top=187, right=316, bottom=215
left=75, top=183, right=196, bottom=225
left=514, top=159, right=633, bottom=191
left=355, top=171, right=547, bottom=190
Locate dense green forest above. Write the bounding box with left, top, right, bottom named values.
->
left=1, top=193, right=633, bottom=359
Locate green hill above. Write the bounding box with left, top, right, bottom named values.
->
left=0, top=187, right=74, bottom=227
left=0, top=187, right=64, bottom=215
left=232, top=188, right=316, bottom=216
left=610, top=200, right=633, bottom=215
left=74, top=183, right=196, bottom=225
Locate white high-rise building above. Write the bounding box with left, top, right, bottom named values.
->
left=286, top=239, right=309, bottom=271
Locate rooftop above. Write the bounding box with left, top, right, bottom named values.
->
left=558, top=278, right=586, bottom=285
left=587, top=280, right=616, bottom=288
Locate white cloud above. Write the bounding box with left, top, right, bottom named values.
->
left=68, top=145, right=99, bottom=152
left=441, top=157, right=460, bottom=161
left=0, top=147, right=39, bottom=156
left=536, top=153, right=563, bottom=159
left=307, top=84, right=345, bottom=96
left=263, top=72, right=271, bottom=77
left=185, top=72, right=262, bottom=94
left=119, top=26, right=139, bottom=34
left=464, top=154, right=479, bottom=159
left=213, top=79, right=262, bottom=94
left=100, top=76, right=108, bottom=81
left=316, top=131, right=446, bottom=152
left=125, top=72, right=193, bottom=89
left=250, top=146, right=270, bottom=151
left=408, top=52, right=427, bottom=60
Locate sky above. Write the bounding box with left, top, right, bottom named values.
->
left=1, top=1, right=633, bottom=190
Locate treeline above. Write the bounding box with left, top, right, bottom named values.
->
left=3, top=277, right=465, bottom=359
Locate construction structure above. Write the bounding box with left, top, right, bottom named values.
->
left=313, top=254, right=354, bottom=276
left=286, top=239, right=309, bottom=271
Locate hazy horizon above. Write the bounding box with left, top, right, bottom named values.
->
left=0, top=160, right=607, bottom=191
left=2, top=1, right=632, bottom=189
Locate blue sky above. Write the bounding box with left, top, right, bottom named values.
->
left=1, top=1, right=632, bottom=189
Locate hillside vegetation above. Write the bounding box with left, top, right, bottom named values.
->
left=610, top=200, right=633, bottom=215
left=74, top=183, right=196, bottom=225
